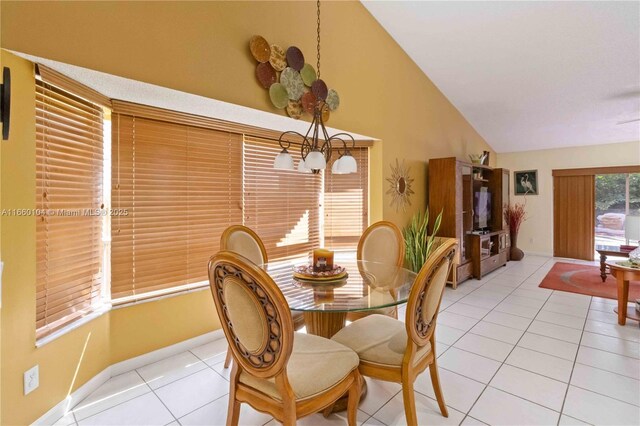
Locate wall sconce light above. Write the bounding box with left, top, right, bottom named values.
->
left=1, top=67, right=11, bottom=140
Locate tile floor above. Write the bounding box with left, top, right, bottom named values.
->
left=50, top=256, right=640, bottom=426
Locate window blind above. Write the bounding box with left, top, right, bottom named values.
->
left=36, top=80, right=104, bottom=339
left=111, top=114, right=243, bottom=301
left=324, top=148, right=369, bottom=250
left=243, top=135, right=322, bottom=260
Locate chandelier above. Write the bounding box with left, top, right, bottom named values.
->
left=273, top=0, right=357, bottom=175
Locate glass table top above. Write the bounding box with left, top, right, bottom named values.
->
left=264, top=259, right=417, bottom=312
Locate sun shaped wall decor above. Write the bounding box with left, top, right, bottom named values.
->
left=386, top=159, right=415, bottom=212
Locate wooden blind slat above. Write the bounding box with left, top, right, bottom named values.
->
left=111, top=114, right=243, bottom=301
left=36, top=80, right=104, bottom=340
left=243, top=135, right=323, bottom=261
left=324, top=148, right=369, bottom=250
left=111, top=100, right=374, bottom=148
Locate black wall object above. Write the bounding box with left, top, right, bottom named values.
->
left=1, top=67, right=11, bottom=140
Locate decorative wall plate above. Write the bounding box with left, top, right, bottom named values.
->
left=311, top=79, right=328, bottom=101
left=255, top=62, right=277, bottom=89
left=269, top=44, right=287, bottom=71
left=386, top=159, right=415, bottom=212
left=249, top=35, right=271, bottom=63
left=326, top=89, right=340, bottom=111
left=286, top=99, right=303, bottom=119
left=269, top=83, right=289, bottom=109
left=280, top=67, right=305, bottom=100
left=321, top=102, right=330, bottom=123
left=300, top=63, right=317, bottom=86
left=285, top=46, right=305, bottom=71
left=249, top=36, right=339, bottom=120
left=301, top=91, right=317, bottom=114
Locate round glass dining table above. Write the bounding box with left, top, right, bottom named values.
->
left=265, top=259, right=418, bottom=338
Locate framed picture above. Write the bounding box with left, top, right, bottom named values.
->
left=514, top=170, right=538, bottom=195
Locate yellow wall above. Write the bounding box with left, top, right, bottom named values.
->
left=1, top=1, right=491, bottom=424
left=497, top=141, right=640, bottom=256
left=1, top=0, right=492, bottom=226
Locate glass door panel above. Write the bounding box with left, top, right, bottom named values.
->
left=595, top=173, right=640, bottom=248
left=461, top=165, right=473, bottom=262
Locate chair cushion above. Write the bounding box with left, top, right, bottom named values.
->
left=331, top=314, right=431, bottom=367
left=239, top=332, right=358, bottom=401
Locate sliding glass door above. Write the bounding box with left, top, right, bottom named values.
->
left=595, top=173, right=640, bottom=247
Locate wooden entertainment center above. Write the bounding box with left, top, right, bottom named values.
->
left=428, top=157, right=511, bottom=285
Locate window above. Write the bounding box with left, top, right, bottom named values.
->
left=34, top=75, right=371, bottom=339
left=243, top=135, right=322, bottom=260
left=35, top=80, right=105, bottom=339
left=323, top=148, right=369, bottom=251
left=110, top=114, right=243, bottom=302
left=595, top=173, right=640, bottom=247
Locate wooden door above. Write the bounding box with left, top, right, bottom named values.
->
left=553, top=175, right=595, bottom=260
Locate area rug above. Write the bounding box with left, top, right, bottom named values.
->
left=539, top=262, right=640, bottom=300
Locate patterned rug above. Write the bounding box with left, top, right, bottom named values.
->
left=539, top=262, right=640, bottom=300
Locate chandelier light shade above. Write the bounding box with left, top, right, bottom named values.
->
left=331, top=157, right=346, bottom=174
left=298, top=159, right=312, bottom=174
left=304, top=150, right=326, bottom=170
left=339, top=153, right=357, bottom=174
left=273, top=0, right=357, bottom=175
left=273, top=148, right=295, bottom=170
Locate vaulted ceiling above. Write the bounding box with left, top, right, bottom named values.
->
left=362, top=1, right=640, bottom=153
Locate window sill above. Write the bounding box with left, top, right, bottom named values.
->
left=36, top=304, right=112, bottom=348
left=35, top=283, right=211, bottom=347
left=112, top=283, right=210, bottom=310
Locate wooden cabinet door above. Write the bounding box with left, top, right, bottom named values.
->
left=553, top=175, right=595, bottom=260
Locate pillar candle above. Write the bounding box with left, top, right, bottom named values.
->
left=313, top=248, right=334, bottom=272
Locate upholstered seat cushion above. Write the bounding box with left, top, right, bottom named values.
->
left=239, top=332, right=358, bottom=401
left=332, top=314, right=431, bottom=367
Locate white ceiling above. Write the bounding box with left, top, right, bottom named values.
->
left=362, top=1, right=640, bottom=153
left=12, top=51, right=373, bottom=141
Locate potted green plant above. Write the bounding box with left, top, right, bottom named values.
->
left=403, top=208, right=443, bottom=273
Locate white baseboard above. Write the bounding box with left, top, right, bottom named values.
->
left=33, top=368, right=112, bottom=426
left=110, top=330, right=223, bottom=376
left=522, top=251, right=553, bottom=257
left=33, top=329, right=224, bottom=426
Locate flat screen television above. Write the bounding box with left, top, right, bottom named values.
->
left=474, top=190, right=492, bottom=230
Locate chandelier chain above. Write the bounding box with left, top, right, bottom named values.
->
left=316, top=0, right=321, bottom=78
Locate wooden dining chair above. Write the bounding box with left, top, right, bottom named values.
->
left=208, top=251, right=362, bottom=426
left=332, top=239, right=458, bottom=426
left=220, top=225, right=305, bottom=368
left=349, top=221, right=405, bottom=321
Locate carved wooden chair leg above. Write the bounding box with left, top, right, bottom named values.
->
left=346, top=371, right=362, bottom=426
left=223, top=347, right=232, bottom=368
left=429, top=359, right=449, bottom=417
left=401, top=376, right=418, bottom=426
left=322, top=404, right=333, bottom=418
left=226, top=365, right=241, bottom=426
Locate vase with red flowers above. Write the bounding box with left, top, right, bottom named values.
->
left=504, top=202, right=527, bottom=261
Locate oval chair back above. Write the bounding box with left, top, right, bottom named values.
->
left=220, top=225, right=268, bottom=266
left=405, top=239, right=458, bottom=348
left=357, top=221, right=405, bottom=267
left=353, top=221, right=405, bottom=321
left=208, top=251, right=293, bottom=379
